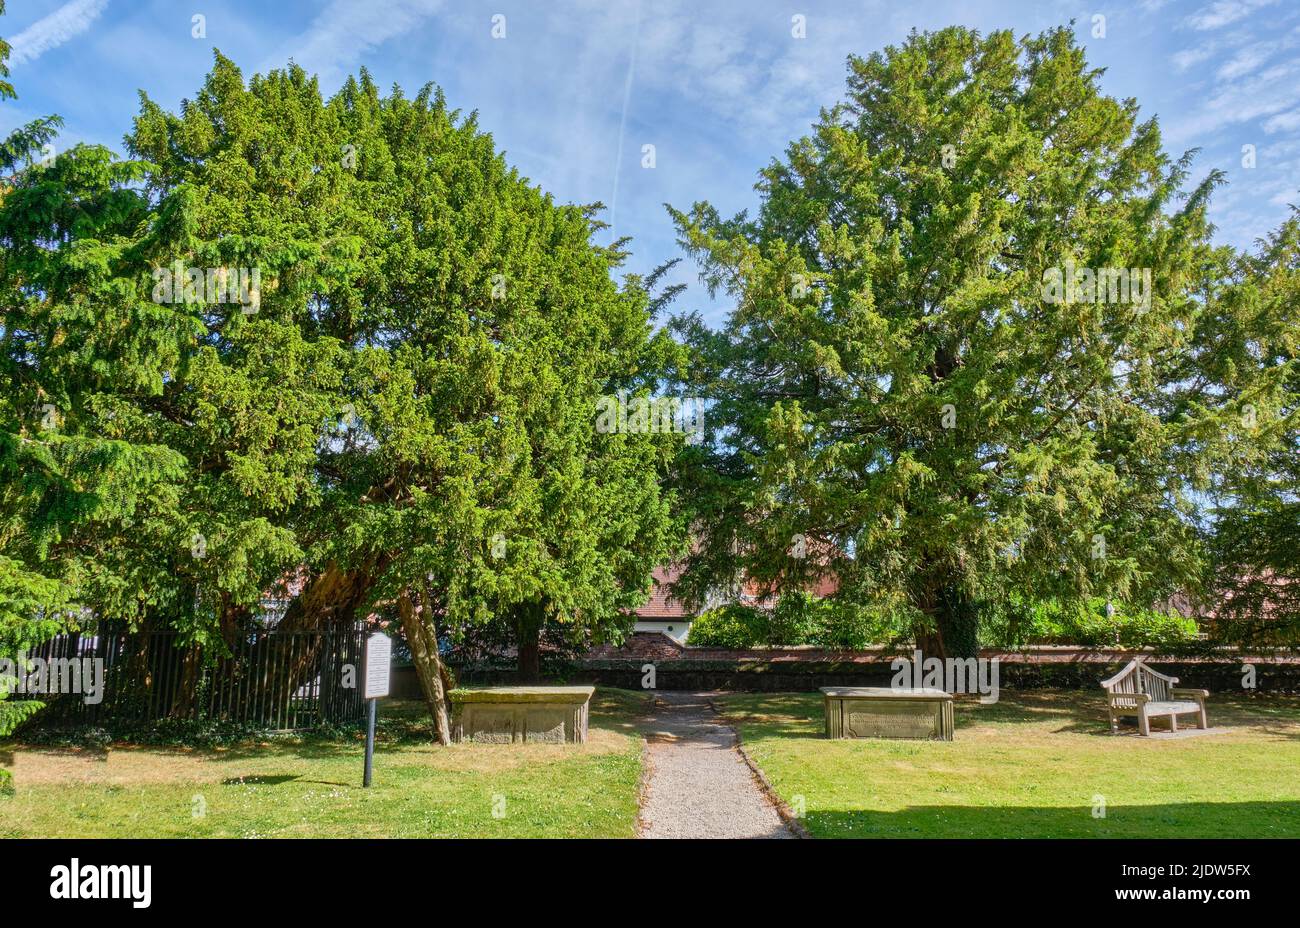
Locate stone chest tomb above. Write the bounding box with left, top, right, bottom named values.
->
left=450, top=686, right=594, bottom=744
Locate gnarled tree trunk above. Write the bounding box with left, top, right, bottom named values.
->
left=397, top=589, right=452, bottom=745
left=913, top=583, right=979, bottom=661
left=262, top=557, right=385, bottom=707
left=277, top=559, right=380, bottom=633
left=514, top=601, right=545, bottom=683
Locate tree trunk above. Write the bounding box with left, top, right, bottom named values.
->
left=217, top=597, right=251, bottom=650
left=277, top=559, right=379, bottom=633
left=913, top=623, right=948, bottom=661
left=516, top=602, right=544, bottom=683
left=913, top=584, right=979, bottom=661
left=169, top=644, right=202, bottom=718
left=263, top=558, right=384, bottom=706
left=397, top=590, right=452, bottom=745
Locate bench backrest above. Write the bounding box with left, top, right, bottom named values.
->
left=1101, top=659, right=1176, bottom=705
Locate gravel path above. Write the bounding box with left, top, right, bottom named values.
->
left=638, top=691, right=794, bottom=839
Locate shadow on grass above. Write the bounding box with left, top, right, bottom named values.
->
left=1, top=742, right=111, bottom=762
left=219, top=772, right=357, bottom=788
left=208, top=688, right=652, bottom=760
left=3, top=687, right=653, bottom=773
left=590, top=687, right=656, bottom=736
left=804, top=800, right=1300, bottom=839
left=220, top=774, right=300, bottom=786
left=1030, top=692, right=1300, bottom=741
left=720, top=690, right=1300, bottom=741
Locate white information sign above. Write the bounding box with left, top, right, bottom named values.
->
left=364, top=632, right=392, bottom=699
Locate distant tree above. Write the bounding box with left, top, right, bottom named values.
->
left=1209, top=210, right=1300, bottom=645
left=669, top=26, right=1279, bottom=658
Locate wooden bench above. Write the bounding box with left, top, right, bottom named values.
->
left=1100, top=659, right=1209, bottom=736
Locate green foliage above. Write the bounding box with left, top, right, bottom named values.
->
left=688, top=594, right=915, bottom=649
left=690, top=593, right=1194, bottom=651
left=14, top=716, right=341, bottom=748
left=686, top=604, right=766, bottom=648
left=669, top=25, right=1284, bottom=654
left=810, top=598, right=918, bottom=650
left=767, top=590, right=823, bottom=645
left=0, top=697, right=42, bottom=739
left=0, top=4, right=71, bottom=733
left=1207, top=210, right=1300, bottom=647
left=0, top=40, right=684, bottom=713
left=981, top=596, right=1199, bottom=650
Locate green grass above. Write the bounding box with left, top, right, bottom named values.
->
left=716, top=689, right=1300, bottom=838
left=0, top=687, right=651, bottom=838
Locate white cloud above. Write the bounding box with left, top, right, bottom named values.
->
left=1173, top=45, right=1217, bottom=71
left=1186, top=0, right=1279, bottom=32
left=7, top=0, right=110, bottom=67
left=265, top=0, right=444, bottom=86
left=1163, top=22, right=1300, bottom=146
left=1262, top=108, right=1300, bottom=132
left=1217, top=42, right=1273, bottom=79
left=1168, top=60, right=1300, bottom=142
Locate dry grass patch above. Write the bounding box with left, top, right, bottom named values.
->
left=0, top=687, right=652, bottom=838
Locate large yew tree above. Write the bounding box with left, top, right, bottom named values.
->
left=670, top=27, right=1285, bottom=657
left=1, top=51, right=683, bottom=737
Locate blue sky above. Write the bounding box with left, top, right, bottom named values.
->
left=4, top=0, right=1299, bottom=326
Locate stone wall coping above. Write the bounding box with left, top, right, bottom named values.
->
left=821, top=686, right=953, bottom=699
left=579, top=643, right=1300, bottom=664
left=449, top=685, right=595, bottom=704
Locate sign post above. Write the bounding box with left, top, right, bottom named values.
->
left=363, top=697, right=377, bottom=787
left=362, top=632, right=391, bottom=788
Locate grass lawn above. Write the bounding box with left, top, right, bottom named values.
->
left=716, top=689, right=1300, bottom=838
left=0, top=687, right=650, bottom=838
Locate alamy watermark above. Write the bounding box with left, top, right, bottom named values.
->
left=890, top=649, right=1000, bottom=704
left=595, top=390, right=704, bottom=439
left=49, top=859, right=151, bottom=909
left=152, top=262, right=261, bottom=314
left=0, top=652, right=104, bottom=705
left=1041, top=259, right=1151, bottom=309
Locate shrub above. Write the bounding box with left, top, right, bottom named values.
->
left=810, top=598, right=917, bottom=649
left=808, top=600, right=869, bottom=649
left=768, top=591, right=820, bottom=645
left=686, top=605, right=766, bottom=648
left=691, top=594, right=917, bottom=649
left=1070, top=600, right=1200, bottom=650
left=0, top=699, right=43, bottom=738
left=690, top=592, right=1196, bottom=651
left=981, top=595, right=1199, bottom=650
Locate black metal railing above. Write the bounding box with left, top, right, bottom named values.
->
left=11, top=623, right=367, bottom=730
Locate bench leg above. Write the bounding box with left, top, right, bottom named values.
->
left=1169, top=714, right=1177, bottom=733
left=1198, top=704, right=1208, bottom=730
left=1138, top=711, right=1150, bottom=737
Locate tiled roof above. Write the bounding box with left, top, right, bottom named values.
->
left=634, top=564, right=692, bottom=619
left=632, top=556, right=843, bottom=618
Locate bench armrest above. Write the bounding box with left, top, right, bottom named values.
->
left=1171, top=688, right=1209, bottom=700
left=1107, top=691, right=1149, bottom=705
